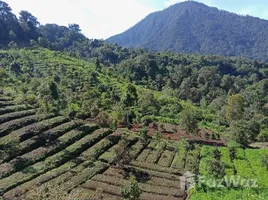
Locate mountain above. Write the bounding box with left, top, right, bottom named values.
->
left=107, top=1, right=268, bottom=62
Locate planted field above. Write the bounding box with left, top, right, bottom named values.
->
left=192, top=146, right=268, bottom=200
left=1, top=102, right=244, bottom=200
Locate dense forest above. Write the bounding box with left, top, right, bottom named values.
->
left=0, top=1, right=268, bottom=199
left=108, top=1, right=268, bottom=62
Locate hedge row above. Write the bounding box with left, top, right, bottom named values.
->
left=0, top=96, right=13, bottom=101
left=104, top=167, right=181, bottom=189
left=92, top=174, right=184, bottom=197
left=0, top=109, right=36, bottom=124
left=0, top=105, right=30, bottom=115
left=82, top=180, right=181, bottom=200
left=0, top=124, right=97, bottom=179
left=1, top=121, right=84, bottom=163
left=57, top=161, right=109, bottom=193
left=99, top=134, right=137, bottom=164
left=4, top=132, right=116, bottom=199
left=130, top=160, right=181, bottom=176
left=0, top=101, right=15, bottom=107
left=171, top=150, right=187, bottom=171
left=128, top=140, right=148, bottom=159
left=136, top=141, right=157, bottom=162
left=158, top=150, right=176, bottom=168
left=1, top=116, right=69, bottom=143
left=146, top=142, right=166, bottom=164
left=0, top=114, right=54, bottom=139
left=0, top=127, right=111, bottom=194
left=107, top=165, right=180, bottom=181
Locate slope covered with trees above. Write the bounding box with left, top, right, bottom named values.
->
left=0, top=1, right=268, bottom=199
left=107, top=1, right=268, bottom=61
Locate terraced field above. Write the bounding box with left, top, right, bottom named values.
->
left=0, top=95, right=202, bottom=200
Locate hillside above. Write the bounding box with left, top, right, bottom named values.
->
left=0, top=0, right=268, bottom=199
left=107, top=1, right=268, bottom=61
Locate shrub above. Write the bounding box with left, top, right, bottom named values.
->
left=121, top=176, right=141, bottom=200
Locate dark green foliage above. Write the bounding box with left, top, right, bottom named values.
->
left=122, top=84, right=138, bottom=108
left=138, top=126, right=149, bottom=145
left=206, top=147, right=226, bottom=179
left=180, top=104, right=201, bottom=134
left=261, top=154, right=268, bottom=171
left=108, top=1, right=268, bottom=62
left=49, top=81, right=59, bottom=100
left=206, top=158, right=226, bottom=179
left=121, top=176, right=142, bottom=200
left=230, top=120, right=261, bottom=146
left=212, top=148, right=221, bottom=160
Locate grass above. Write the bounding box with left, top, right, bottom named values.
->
left=191, top=146, right=268, bottom=200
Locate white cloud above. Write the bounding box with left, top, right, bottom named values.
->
left=5, top=0, right=156, bottom=39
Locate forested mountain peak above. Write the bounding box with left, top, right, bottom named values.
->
left=107, top=1, right=268, bottom=62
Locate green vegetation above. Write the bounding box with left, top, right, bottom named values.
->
left=108, top=1, right=268, bottom=62
left=0, top=1, right=268, bottom=199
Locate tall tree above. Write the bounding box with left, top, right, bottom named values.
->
left=68, top=23, right=81, bottom=33
left=180, top=104, right=202, bottom=134
left=19, top=11, right=39, bottom=40
left=230, top=120, right=261, bottom=146
left=0, top=1, right=20, bottom=41
left=0, top=1, right=12, bottom=20
left=226, top=94, right=245, bottom=122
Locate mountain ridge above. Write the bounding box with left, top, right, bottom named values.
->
left=107, top=1, right=268, bottom=61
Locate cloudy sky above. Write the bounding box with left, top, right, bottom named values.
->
left=4, top=0, right=268, bottom=39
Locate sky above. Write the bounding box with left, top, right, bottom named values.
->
left=4, top=0, right=268, bottom=39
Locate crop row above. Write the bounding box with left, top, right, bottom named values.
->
left=128, top=140, right=148, bottom=159
left=158, top=150, right=175, bottom=167
left=121, top=163, right=181, bottom=181
left=0, top=105, right=31, bottom=115
left=0, top=109, right=36, bottom=124
left=219, top=147, right=235, bottom=175
left=56, top=161, right=109, bottom=193
left=0, top=114, right=54, bottom=139
left=0, top=124, right=98, bottom=179
left=0, top=127, right=112, bottom=194
left=170, top=151, right=187, bottom=171
left=0, top=96, right=13, bottom=101
left=37, top=132, right=117, bottom=188
left=0, top=101, right=15, bottom=107
left=184, top=146, right=201, bottom=173
left=68, top=187, right=119, bottom=200
left=130, top=160, right=181, bottom=176
left=104, top=166, right=181, bottom=189
left=3, top=132, right=117, bottom=199
left=82, top=180, right=181, bottom=200
left=136, top=141, right=158, bottom=162
left=1, top=121, right=83, bottom=163
left=99, top=134, right=138, bottom=164
left=245, top=148, right=268, bottom=187
left=92, top=174, right=184, bottom=197
left=146, top=142, right=166, bottom=164
left=0, top=116, right=69, bottom=143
